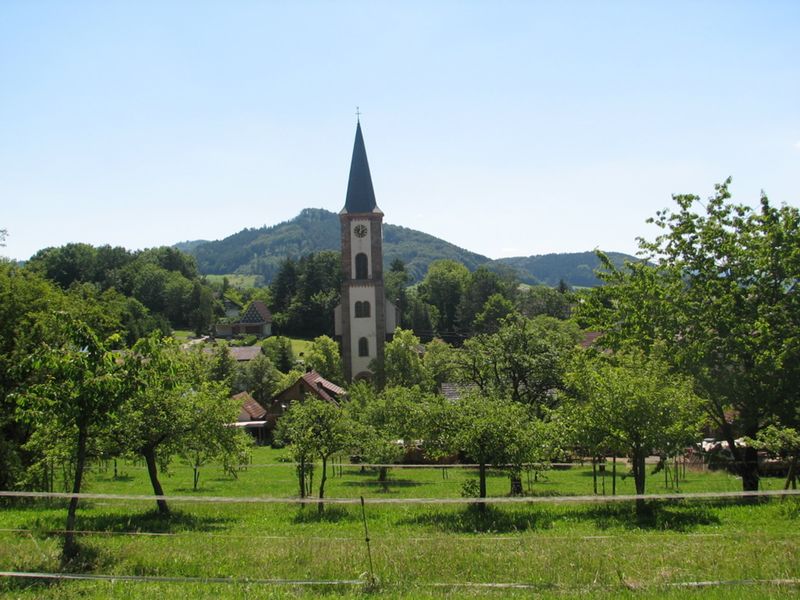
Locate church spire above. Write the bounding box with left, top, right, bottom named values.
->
left=343, top=121, right=380, bottom=213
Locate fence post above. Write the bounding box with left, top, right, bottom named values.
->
left=360, top=496, right=376, bottom=587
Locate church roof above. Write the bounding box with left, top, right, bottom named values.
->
left=342, top=121, right=382, bottom=214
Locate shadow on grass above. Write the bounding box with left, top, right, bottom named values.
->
left=292, top=506, right=357, bottom=524
left=400, top=504, right=555, bottom=533
left=341, top=479, right=424, bottom=488
left=575, top=500, right=721, bottom=532
left=76, top=509, right=232, bottom=534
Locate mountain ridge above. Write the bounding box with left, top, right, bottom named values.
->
left=176, top=208, right=635, bottom=287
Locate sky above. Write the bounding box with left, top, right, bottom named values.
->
left=2, top=1, right=799, bottom=263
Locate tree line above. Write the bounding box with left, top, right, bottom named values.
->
left=26, top=243, right=217, bottom=336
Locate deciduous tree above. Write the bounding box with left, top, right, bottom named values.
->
left=580, top=179, right=800, bottom=491
left=566, top=351, right=704, bottom=510
left=15, top=316, right=126, bottom=558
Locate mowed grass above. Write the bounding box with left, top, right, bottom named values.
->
left=205, top=274, right=262, bottom=288
left=289, top=338, right=313, bottom=356
left=2, top=447, right=800, bottom=599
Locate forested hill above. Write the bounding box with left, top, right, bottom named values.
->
left=495, top=251, right=636, bottom=287
left=176, top=208, right=489, bottom=284
left=176, top=208, right=636, bottom=286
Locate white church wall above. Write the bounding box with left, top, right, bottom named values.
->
left=349, top=285, right=377, bottom=375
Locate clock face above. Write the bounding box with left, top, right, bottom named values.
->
left=353, top=224, right=368, bottom=238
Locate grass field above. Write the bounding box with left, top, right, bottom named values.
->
left=204, top=274, right=263, bottom=288
left=289, top=338, right=313, bottom=357
left=2, top=447, right=799, bottom=598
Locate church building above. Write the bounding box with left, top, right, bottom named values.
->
left=334, top=121, right=397, bottom=382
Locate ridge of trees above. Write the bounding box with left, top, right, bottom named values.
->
left=175, top=207, right=634, bottom=286
left=25, top=243, right=217, bottom=337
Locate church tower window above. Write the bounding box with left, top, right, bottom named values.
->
left=355, top=301, right=371, bottom=318
left=355, top=253, right=368, bottom=279
left=358, top=337, right=369, bottom=357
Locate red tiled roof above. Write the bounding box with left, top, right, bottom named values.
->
left=301, top=370, right=346, bottom=398
left=579, top=331, right=603, bottom=349
left=233, top=391, right=267, bottom=421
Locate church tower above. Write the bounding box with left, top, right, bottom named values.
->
left=334, top=121, right=397, bottom=382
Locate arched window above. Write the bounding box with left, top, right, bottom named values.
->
left=355, top=253, right=368, bottom=279
left=358, top=337, right=369, bottom=357
left=354, top=301, right=371, bottom=318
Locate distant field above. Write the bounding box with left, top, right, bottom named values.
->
left=2, top=448, right=799, bottom=598
left=290, top=338, right=313, bottom=356
left=204, top=274, right=262, bottom=288
left=171, top=329, right=195, bottom=342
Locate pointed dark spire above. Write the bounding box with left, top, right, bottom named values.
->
left=343, top=121, right=380, bottom=213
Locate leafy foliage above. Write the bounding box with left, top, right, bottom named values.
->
left=459, top=313, right=581, bottom=417
left=304, top=335, right=343, bottom=384
left=580, top=179, right=800, bottom=490
left=275, top=397, right=354, bottom=511
left=565, top=351, right=704, bottom=496
left=116, top=335, right=249, bottom=513
left=14, top=315, right=127, bottom=557
left=25, top=243, right=215, bottom=334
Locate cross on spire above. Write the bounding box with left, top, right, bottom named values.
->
left=355, top=106, right=361, bottom=122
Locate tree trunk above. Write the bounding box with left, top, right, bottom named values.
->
left=612, top=455, right=617, bottom=496
left=633, top=453, right=646, bottom=494
left=478, top=462, right=487, bottom=513
left=143, top=447, right=169, bottom=515
left=723, top=425, right=759, bottom=492
left=298, top=457, right=306, bottom=498
left=318, top=455, right=328, bottom=515
left=63, top=426, right=88, bottom=560
left=378, top=466, right=388, bottom=491
left=740, top=445, right=760, bottom=492
left=509, top=474, right=523, bottom=496
left=632, top=451, right=646, bottom=516
left=784, top=456, right=798, bottom=492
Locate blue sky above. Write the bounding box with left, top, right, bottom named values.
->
left=2, top=1, right=798, bottom=263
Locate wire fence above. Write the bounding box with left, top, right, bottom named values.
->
left=3, top=488, right=800, bottom=505
left=2, top=488, right=800, bottom=594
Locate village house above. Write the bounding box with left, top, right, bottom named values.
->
left=231, top=391, right=269, bottom=445
left=215, top=300, right=273, bottom=339
left=265, top=369, right=346, bottom=426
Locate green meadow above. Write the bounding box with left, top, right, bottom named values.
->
left=2, top=447, right=799, bottom=599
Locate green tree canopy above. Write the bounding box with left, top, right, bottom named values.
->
left=460, top=313, right=581, bottom=417
left=15, top=316, right=127, bottom=558
left=117, top=335, right=247, bottom=514
left=304, top=335, right=343, bottom=384
left=381, top=328, right=431, bottom=389
left=419, top=259, right=470, bottom=335
left=425, top=393, right=544, bottom=504
left=275, top=397, right=353, bottom=513
left=565, top=351, right=704, bottom=504
left=579, top=179, right=800, bottom=491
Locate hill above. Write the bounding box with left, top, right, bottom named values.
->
left=178, top=208, right=636, bottom=286
left=495, top=251, right=636, bottom=287
left=181, top=208, right=489, bottom=284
